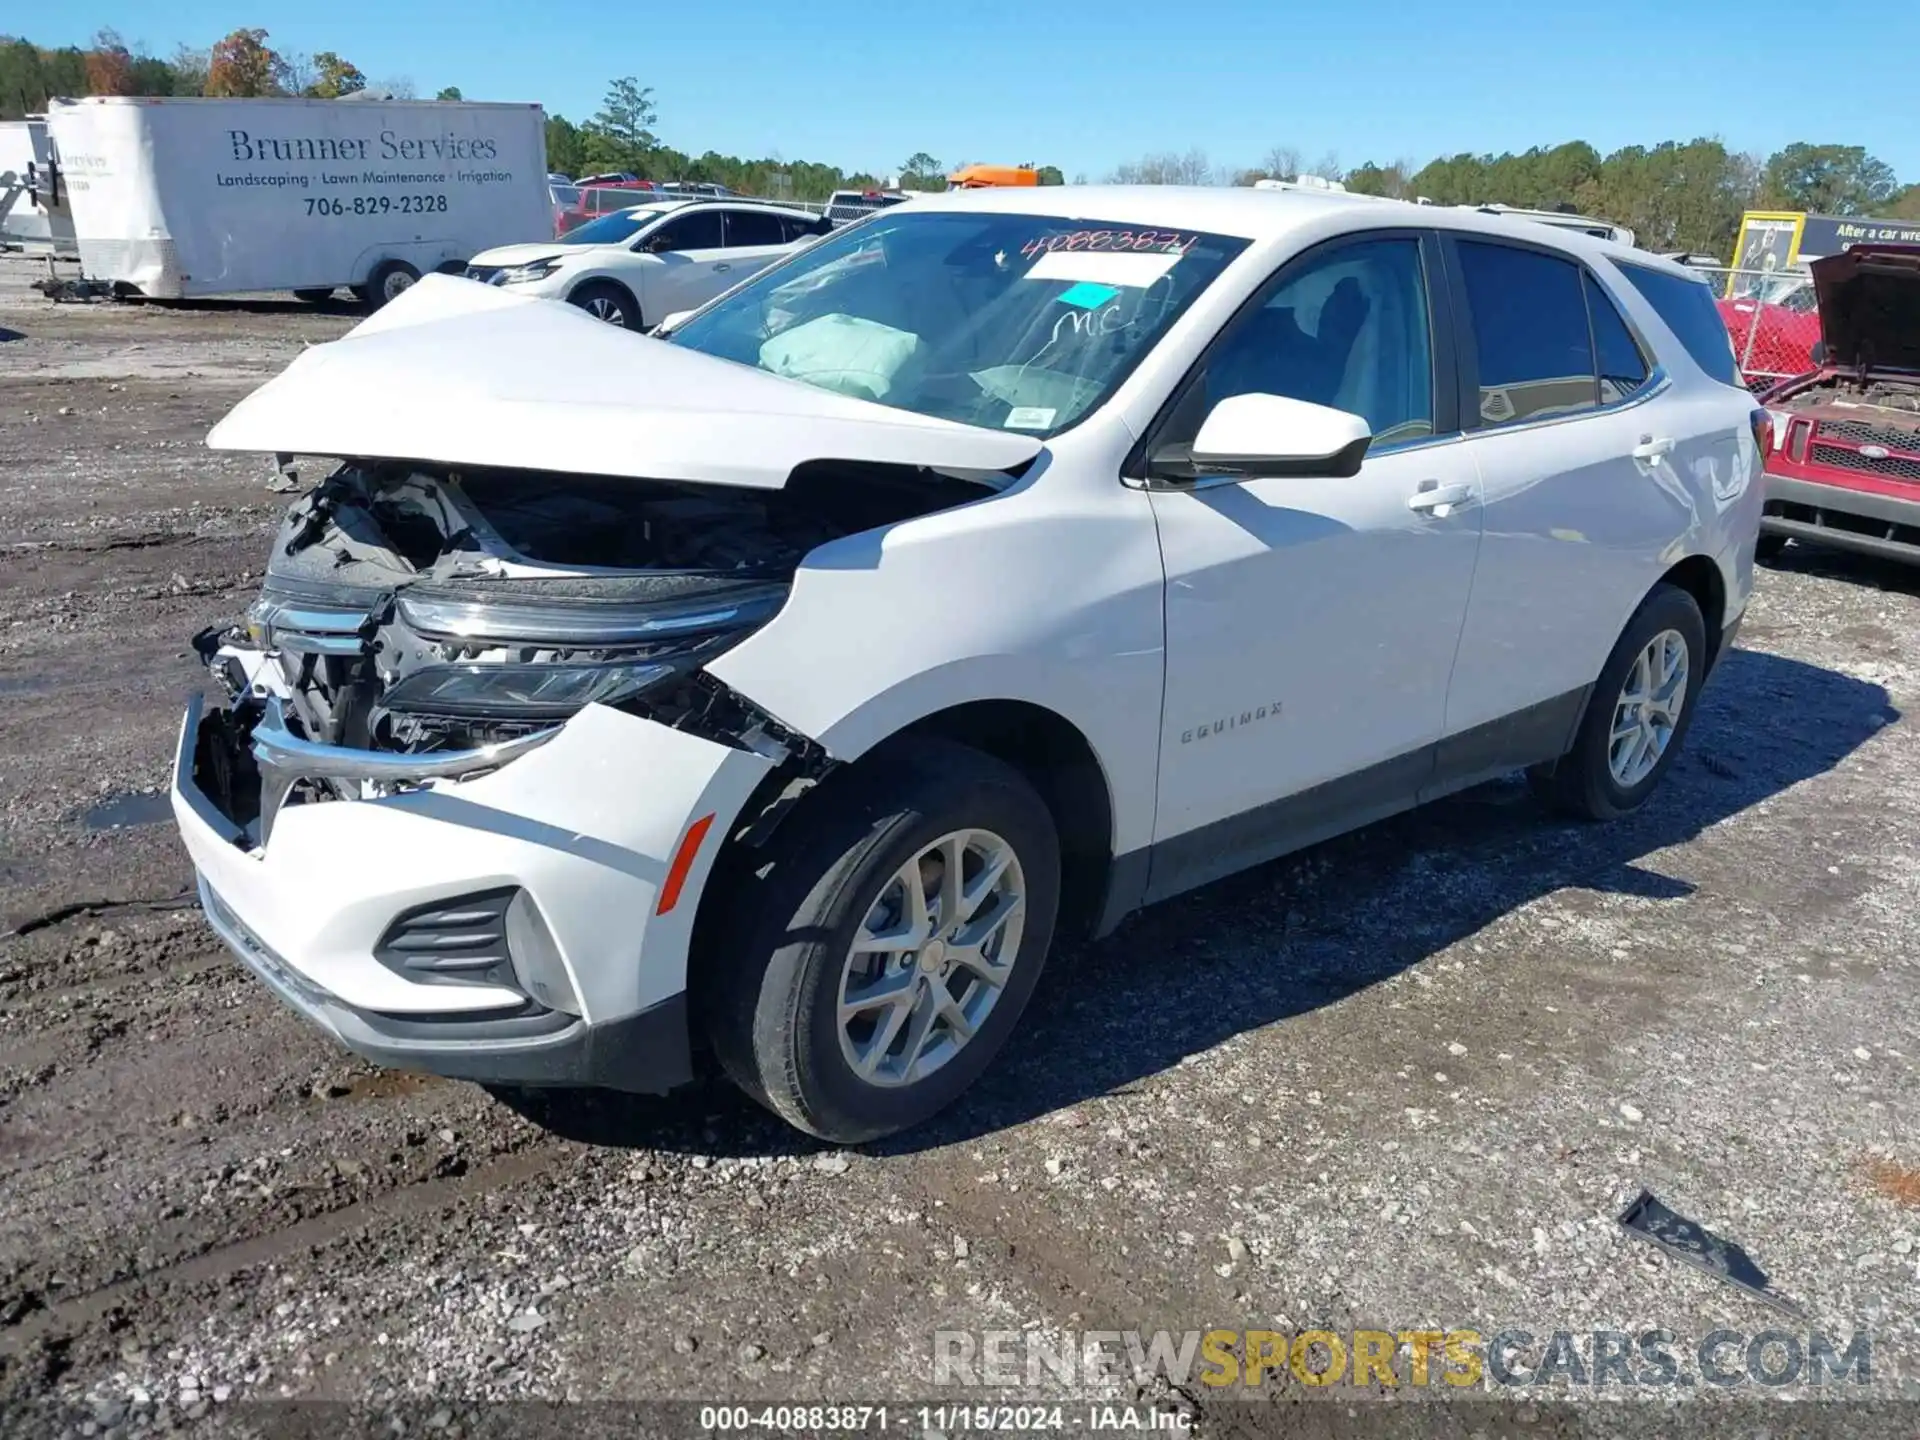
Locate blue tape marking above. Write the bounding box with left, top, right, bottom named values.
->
left=1056, top=281, right=1120, bottom=309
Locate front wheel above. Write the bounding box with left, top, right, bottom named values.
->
left=566, top=280, right=641, bottom=330
left=1529, top=583, right=1706, bottom=820
left=704, top=739, right=1060, bottom=1143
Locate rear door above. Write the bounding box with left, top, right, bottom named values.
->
left=1142, top=231, right=1484, bottom=897
left=1439, top=236, right=1689, bottom=745
left=720, top=207, right=801, bottom=281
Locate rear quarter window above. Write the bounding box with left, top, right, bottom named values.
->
left=1617, top=263, right=1741, bottom=387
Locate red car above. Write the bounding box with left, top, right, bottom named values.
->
left=1757, top=244, right=1920, bottom=564
left=1717, top=276, right=1821, bottom=390
left=556, top=182, right=661, bottom=236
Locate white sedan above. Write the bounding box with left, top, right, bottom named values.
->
left=465, top=199, right=830, bottom=330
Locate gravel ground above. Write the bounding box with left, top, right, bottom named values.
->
left=1, top=255, right=1916, bottom=1435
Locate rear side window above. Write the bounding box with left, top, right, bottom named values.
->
left=1456, top=241, right=1597, bottom=426
left=723, top=208, right=787, bottom=247
left=1617, top=262, right=1741, bottom=386
left=1584, top=273, right=1651, bottom=404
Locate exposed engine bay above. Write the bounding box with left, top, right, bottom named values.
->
left=192, top=459, right=999, bottom=833
left=1774, top=375, right=1920, bottom=425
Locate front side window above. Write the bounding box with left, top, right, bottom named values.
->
left=667, top=211, right=1250, bottom=435
left=1457, top=241, right=1598, bottom=425
left=1201, top=236, right=1435, bottom=448
left=646, top=210, right=724, bottom=253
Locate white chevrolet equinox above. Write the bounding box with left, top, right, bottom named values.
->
left=173, top=186, right=1767, bottom=1142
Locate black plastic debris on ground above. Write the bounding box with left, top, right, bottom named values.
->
left=1618, top=1189, right=1807, bottom=1317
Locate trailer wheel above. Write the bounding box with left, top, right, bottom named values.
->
left=292, top=288, right=335, bottom=304
left=359, top=260, right=420, bottom=310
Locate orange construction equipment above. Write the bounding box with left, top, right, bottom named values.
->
left=948, top=164, right=1038, bottom=189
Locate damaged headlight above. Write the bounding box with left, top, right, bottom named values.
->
left=382, top=659, right=676, bottom=719
left=376, top=582, right=789, bottom=729
left=395, top=589, right=784, bottom=645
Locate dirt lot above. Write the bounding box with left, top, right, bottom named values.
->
left=1, top=255, right=1917, bottom=1434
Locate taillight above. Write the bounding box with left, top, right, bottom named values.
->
left=1749, top=408, right=1773, bottom=455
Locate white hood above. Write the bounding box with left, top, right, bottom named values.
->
left=208, top=276, right=1045, bottom=490
left=468, top=241, right=576, bottom=266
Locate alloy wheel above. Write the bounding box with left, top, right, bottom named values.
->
left=836, top=829, right=1026, bottom=1088
left=1609, top=628, right=1689, bottom=787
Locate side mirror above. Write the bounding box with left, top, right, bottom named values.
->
left=1152, top=393, right=1372, bottom=482
left=1809, top=339, right=1828, bottom=366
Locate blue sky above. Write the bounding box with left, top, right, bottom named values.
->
left=47, top=1, right=1920, bottom=185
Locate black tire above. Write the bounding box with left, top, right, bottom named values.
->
left=292, top=287, right=335, bottom=304
left=704, top=738, right=1060, bottom=1143
left=1528, top=582, right=1707, bottom=820
left=567, top=280, right=641, bottom=330
left=362, top=260, right=420, bottom=310
left=1754, top=533, right=1788, bottom=563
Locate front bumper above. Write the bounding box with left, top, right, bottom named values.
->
left=172, top=694, right=773, bottom=1091
left=1761, top=473, right=1920, bottom=564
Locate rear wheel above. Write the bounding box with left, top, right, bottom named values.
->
left=704, top=739, right=1060, bottom=1143
left=567, top=280, right=641, bottom=330
left=1529, top=583, right=1706, bottom=820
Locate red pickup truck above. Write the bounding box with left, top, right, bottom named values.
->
left=1756, top=245, right=1920, bottom=565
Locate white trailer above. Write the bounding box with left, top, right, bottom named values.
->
left=0, top=117, right=77, bottom=254
left=45, top=96, right=550, bottom=302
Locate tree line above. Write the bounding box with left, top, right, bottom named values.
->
left=9, top=29, right=1915, bottom=244
left=0, top=29, right=440, bottom=105
left=1115, top=139, right=1919, bottom=257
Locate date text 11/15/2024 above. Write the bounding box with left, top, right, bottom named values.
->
left=697, top=1404, right=1191, bottom=1433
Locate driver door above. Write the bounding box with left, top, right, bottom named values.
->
left=1140, top=231, right=1484, bottom=899
left=633, top=208, right=729, bottom=317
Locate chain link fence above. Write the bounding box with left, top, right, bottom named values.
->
left=1685, top=264, right=1820, bottom=392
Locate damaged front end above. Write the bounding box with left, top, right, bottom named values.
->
left=190, top=458, right=981, bottom=845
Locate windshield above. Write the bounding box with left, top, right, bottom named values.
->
left=560, top=209, right=656, bottom=245
left=549, top=184, right=580, bottom=208
left=666, top=211, right=1249, bottom=435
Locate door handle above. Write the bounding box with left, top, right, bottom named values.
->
left=1632, top=435, right=1675, bottom=462
left=712, top=262, right=732, bottom=273
left=1406, top=481, right=1472, bottom=517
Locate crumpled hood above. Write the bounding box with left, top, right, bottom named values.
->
left=1812, top=244, right=1920, bottom=373
left=207, top=275, right=1045, bottom=489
